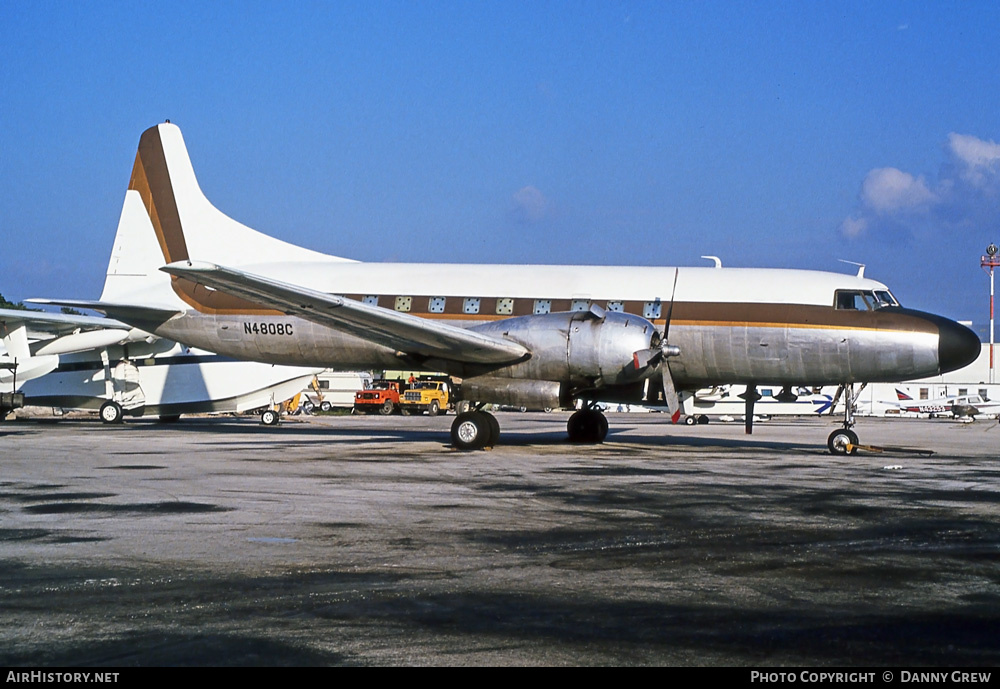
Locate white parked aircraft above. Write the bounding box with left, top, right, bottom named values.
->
left=32, top=123, right=981, bottom=452
left=1, top=307, right=321, bottom=423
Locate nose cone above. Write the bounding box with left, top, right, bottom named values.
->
left=938, top=319, right=981, bottom=374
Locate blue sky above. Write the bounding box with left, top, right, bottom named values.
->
left=2, top=1, right=999, bottom=336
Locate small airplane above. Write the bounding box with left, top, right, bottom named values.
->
left=31, top=122, right=981, bottom=453
left=1, top=307, right=322, bottom=423
left=891, top=387, right=1000, bottom=420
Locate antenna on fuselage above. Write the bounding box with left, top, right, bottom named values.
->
left=701, top=256, right=722, bottom=268
left=837, top=259, right=866, bottom=278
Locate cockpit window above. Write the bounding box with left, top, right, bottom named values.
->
left=834, top=290, right=901, bottom=310
left=873, top=290, right=899, bottom=308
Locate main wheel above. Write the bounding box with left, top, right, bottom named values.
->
left=827, top=428, right=858, bottom=455
left=99, top=400, right=124, bottom=424
left=567, top=409, right=609, bottom=443
left=452, top=411, right=490, bottom=450
left=379, top=400, right=395, bottom=415
left=261, top=409, right=280, bottom=426
left=482, top=411, right=500, bottom=448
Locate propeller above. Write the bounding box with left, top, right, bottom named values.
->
left=633, top=269, right=683, bottom=423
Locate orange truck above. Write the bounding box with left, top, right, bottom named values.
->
left=353, top=380, right=404, bottom=415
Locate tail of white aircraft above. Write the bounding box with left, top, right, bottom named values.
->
left=96, top=122, right=356, bottom=314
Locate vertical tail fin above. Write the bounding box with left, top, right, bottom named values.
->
left=127, top=122, right=343, bottom=266
left=100, top=190, right=187, bottom=309
left=116, top=122, right=351, bottom=314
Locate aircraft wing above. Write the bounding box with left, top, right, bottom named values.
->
left=0, top=308, right=131, bottom=340
left=161, top=261, right=530, bottom=365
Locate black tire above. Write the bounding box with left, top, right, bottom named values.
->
left=400, top=407, right=413, bottom=416
left=567, top=409, right=609, bottom=443
left=301, top=401, right=315, bottom=414
left=320, top=401, right=332, bottom=412
left=684, top=415, right=697, bottom=426
left=261, top=409, right=280, bottom=426
left=158, top=414, right=182, bottom=424
left=827, top=428, right=858, bottom=455
left=428, top=399, right=441, bottom=417
left=379, top=400, right=395, bottom=415
left=452, top=412, right=489, bottom=450
left=697, top=414, right=710, bottom=425
left=99, top=400, right=124, bottom=425
left=482, top=412, right=500, bottom=447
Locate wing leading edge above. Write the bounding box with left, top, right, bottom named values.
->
left=160, top=261, right=530, bottom=366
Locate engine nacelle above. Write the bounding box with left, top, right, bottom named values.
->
left=470, top=309, right=660, bottom=387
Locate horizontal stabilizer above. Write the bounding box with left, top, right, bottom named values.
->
left=161, top=261, right=529, bottom=365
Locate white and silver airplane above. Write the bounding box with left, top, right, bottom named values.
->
left=1, top=307, right=321, bottom=423
left=32, top=122, right=981, bottom=453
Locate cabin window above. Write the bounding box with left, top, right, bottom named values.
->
left=919, top=388, right=929, bottom=400
left=533, top=299, right=551, bottom=315
left=429, top=297, right=446, bottom=314
left=959, top=388, right=968, bottom=396
left=496, top=298, right=514, bottom=315
left=463, top=298, right=480, bottom=315
left=606, top=301, right=625, bottom=312
left=643, top=300, right=662, bottom=319
left=394, top=296, right=412, bottom=312
left=362, top=295, right=379, bottom=307
left=980, top=388, right=989, bottom=401
left=571, top=299, right=590, bottom=312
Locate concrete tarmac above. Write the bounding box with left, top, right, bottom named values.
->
left=1, top=412, right=998, bottom=666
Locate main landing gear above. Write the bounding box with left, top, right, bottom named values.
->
left=451, top=409, right=500, bottom=450
left=827, top=383, right=863, bottom=455
left=451, top=403, right=612, bottom=450
left=567, top=406, right=609, bottom=443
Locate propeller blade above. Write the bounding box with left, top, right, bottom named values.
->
left=661, top=362, right=681, bottom=423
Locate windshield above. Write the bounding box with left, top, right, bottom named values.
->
left=835, top=289, right=901, bottom=310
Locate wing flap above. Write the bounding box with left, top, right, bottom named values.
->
left=161, top=261, right=529, bottom=365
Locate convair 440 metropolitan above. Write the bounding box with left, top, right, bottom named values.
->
left=34, top=123, right=980, bottom=453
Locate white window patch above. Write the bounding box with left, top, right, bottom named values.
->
left=362, top=295, right=379, bottom=307
left=429, top=297, right=446, bottom=313
left=643, top=300, right=662, bottom=319
left=463, top=298, right=481, bottom=314
left=496, top=298, right=514, bottom=315
left=395, top=296, right=412, bottom=312
left=571, top=300, right=590, bottom=312
left=533, top=299, right=551, bottom=315
left=606, top=301, right=625, bottom=312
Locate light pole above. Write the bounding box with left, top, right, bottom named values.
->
left=982, top=244, right=1000, bottom=384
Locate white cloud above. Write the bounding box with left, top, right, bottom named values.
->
left=840, top=216, right=868, bottom=238
left=511, top=185, right=550, bottom=224
left=860, top=167, right=935, bottom=213
left=947, top=133, right=1000, bottom=187
left=841, top=132, right=1000, bottom=239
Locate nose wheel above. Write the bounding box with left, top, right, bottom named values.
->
left=827, top=428, right=859, bottom=455
left=828, top=383, right=861, bottom=455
